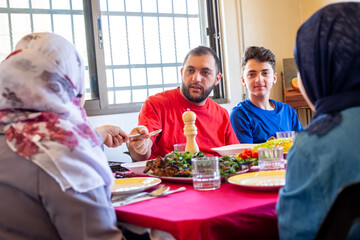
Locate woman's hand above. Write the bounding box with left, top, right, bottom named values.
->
left=95, top=125, right=129, bottom=148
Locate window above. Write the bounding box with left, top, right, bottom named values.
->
left=0, top=0, right=224, bottom=116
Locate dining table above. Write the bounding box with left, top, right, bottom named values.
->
left=113, top=169, right=280, bottom=240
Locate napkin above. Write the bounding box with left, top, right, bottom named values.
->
left=112, top=187, right=186, bottom=207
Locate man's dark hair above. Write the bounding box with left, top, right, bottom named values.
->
left=183, top=46, right=221, bottom=74
left=242, top=46, right=276, bottom=72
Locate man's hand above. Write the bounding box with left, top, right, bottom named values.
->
left=127, top=126, right=152, bottom=161
left=95, top=125, right=129, bottom=148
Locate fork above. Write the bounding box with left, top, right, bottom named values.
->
left=122, top=185, right=170, bottom=203
left=111, top=184, right=166, bottom=203
left=129, top=129, right=162, bottom=138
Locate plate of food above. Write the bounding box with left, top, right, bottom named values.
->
left=228, top=170, right=286, bottom=191
left=143, top=151, right=254, bottom=183
left=211, top=144, right=259, bottom=156
left=253, top=137, right=294, bottom=154
left=147, top=174, right=194, bottom=183
left=147, top=168, right=250, bottom=184
left=110, top=177, right=161, bottom=195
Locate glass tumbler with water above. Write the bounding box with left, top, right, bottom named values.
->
left=258, top=146, right=284, bottom=171
left=191, top=157, right=221, bottom=190
left=174, top=143, right=186, bottom=153
left=276, top=131, right=295, bottom=139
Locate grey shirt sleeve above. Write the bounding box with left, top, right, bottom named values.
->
left=0, top=134, right=124, bottom=240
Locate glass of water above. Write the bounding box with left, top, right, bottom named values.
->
left=191, top=156, right=221, bottom=191
left=174, top=143, right=186, bottom=153
left=276, top=131, right=295, bottom=140
left=258, top=146, right=285, bottom=171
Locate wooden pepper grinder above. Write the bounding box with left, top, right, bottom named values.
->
left=182, top=108, right=199, bottom=154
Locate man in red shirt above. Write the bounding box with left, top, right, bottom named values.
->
left=127, top=46, right=239, bottom=161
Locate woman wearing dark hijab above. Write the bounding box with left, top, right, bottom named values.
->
left=277, top=2, right=360, bottom=239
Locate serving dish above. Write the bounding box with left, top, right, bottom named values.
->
left=121, top=161, right=149, bottom=176
left=211, top=144, right=258, bottom=156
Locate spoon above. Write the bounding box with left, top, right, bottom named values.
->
left=129, top=129, right=162, bottom=138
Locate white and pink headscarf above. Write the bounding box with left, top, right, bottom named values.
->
left=0, top=32, right=113, bottom=192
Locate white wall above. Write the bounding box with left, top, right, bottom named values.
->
left=89, top=112, right=138, bottom=162
left=218, top=0, right=245, bottom=112
left=300, top=0, right=360, bottom=22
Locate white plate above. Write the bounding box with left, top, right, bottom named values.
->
left=121, top=161, right=149, bottom=176
left=147, top=168, right=250, bottom=184
left=211, top=144, right=258, bottom=156
left=147, top=174, right=193, bottom=183
left=121, top=161, right=148, bottom=168
left=228, top=170, right=286, bottom=191
left=110, top=177, right=161, bottom=195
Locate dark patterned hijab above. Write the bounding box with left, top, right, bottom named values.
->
left=294, top=2, right=360, bottom=136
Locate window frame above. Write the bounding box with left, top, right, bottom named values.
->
left=84, top=0, right=226, bottom=116
left=0, top=0, right=226, bottom=116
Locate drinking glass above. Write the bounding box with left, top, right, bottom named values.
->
left=276, top=131, right=295, bottom=139
left=174, top=143, right=186, bottom=153
left=191, top=157, right=221, bottom=191
left=258, top=146, right=285, bottom=171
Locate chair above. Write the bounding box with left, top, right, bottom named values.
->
left=314, top=181, right=360, bottom=240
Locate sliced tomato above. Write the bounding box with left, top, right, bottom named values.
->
left=244, top=149, right=254, bottom=158
left=238, top=152, right=248, bottom=160
left=251, top=151, right=259, bottom=158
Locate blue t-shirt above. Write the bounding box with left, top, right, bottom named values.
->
left=277, top=107, right=360, bottom=240
left=230, top=99, right=303, bottom=143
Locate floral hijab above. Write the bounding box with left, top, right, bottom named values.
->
left=0, top=32, right=113, bottom=192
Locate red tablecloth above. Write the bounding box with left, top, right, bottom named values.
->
left=115, top=180, right=279, bottom=240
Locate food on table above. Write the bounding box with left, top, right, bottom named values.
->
left=253, top=137, right=294, bottom=153
left=143, top=156, right=192, bottom=177
left=220, top=154, right=255, bottom=181
left=144, top=151, right=255, bottom=180
left=267, top=136, right=276, bottom=141
left=236, top=149, right=259, bottom=166
left=109, top=161, right=129, bottom=173
left=143, top=151, right=204, bottom=177
left=114, top=171, right=136, bottom=178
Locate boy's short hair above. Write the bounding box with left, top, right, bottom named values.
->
left=183, top=46, right=221, bottom=74
left=242, top=46, right=276, bottom=72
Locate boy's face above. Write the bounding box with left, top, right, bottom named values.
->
left=242, top=59, right=277, bottom=98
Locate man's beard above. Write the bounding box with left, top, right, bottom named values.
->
left=181, top=82, right=216, bottom=103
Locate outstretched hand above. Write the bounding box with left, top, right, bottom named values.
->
left=95, top=125, right=129, bottom=148
left=127, top=126, right=153, bottom=161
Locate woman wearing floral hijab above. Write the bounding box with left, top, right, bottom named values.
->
left=277, top=2, right=360, bottom=239
left=0, top=33, right=127, bottom=239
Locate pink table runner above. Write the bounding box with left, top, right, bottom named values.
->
left=115, top=181, right=279, bottom=240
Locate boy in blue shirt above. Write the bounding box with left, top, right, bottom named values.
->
left=230, top=46, right=303, bottom=143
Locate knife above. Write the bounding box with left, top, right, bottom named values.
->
left=112, top=186, right=186, bottom=207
